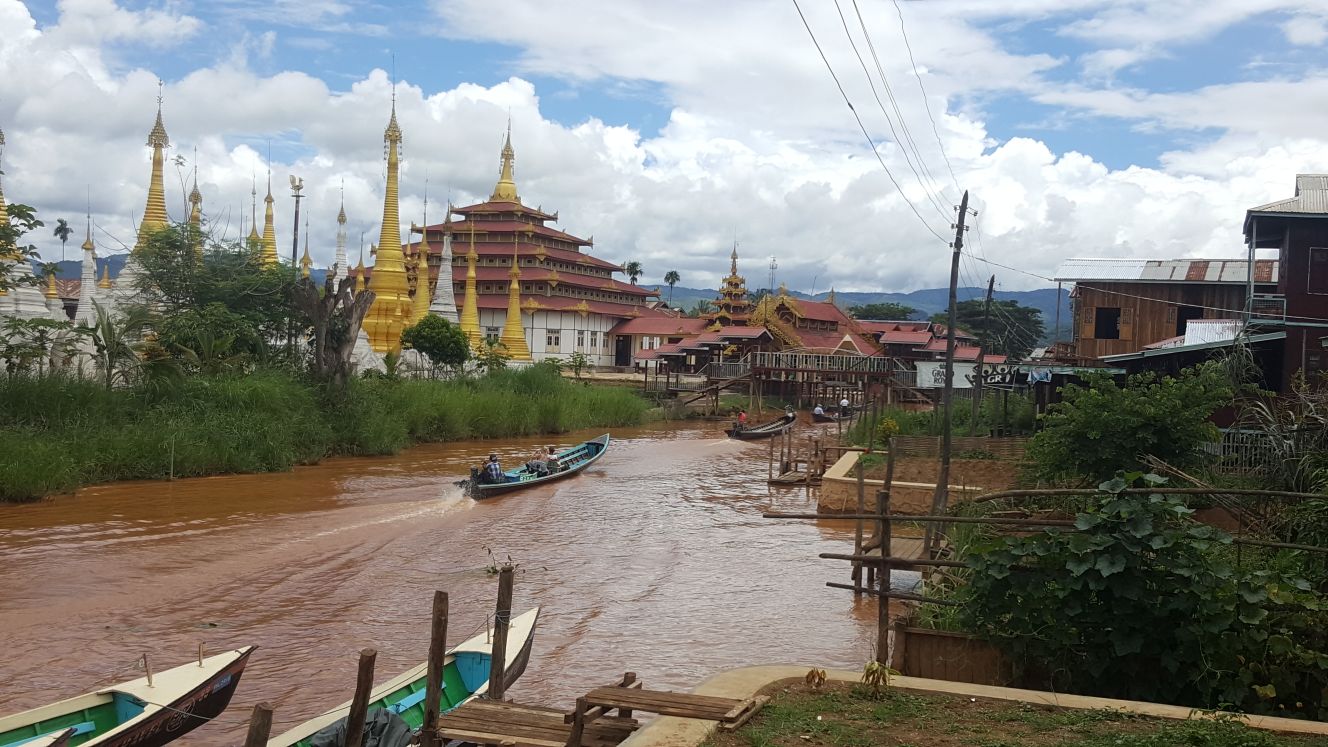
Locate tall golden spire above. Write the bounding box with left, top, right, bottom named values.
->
left=247, top=176, right=261, bottom=251
left=489, top=121, right=520, bottom=203
left=361, top=92, right=412, bottom=353
left=44, top=271, right=57, bottom=299
left=134, top=84, right=171, bottom=251
left=98, top=265, right=112, bottom=289
left=730, top=245, right=738, bottom=275
left=458, top=225, right=482, bottom=347
left=499, top=232, right=532, bottom=360
left=261, top=169, right=278, bottom=265
left=188, top=158, right=203, bottom=261
left=409, top=186, right=432, bottom=324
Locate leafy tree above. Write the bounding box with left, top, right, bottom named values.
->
left=134, top=223, right=297, bottom=352
left=401, top=315, right=470, bottom=370
left=623, top=260, right=642, bottom=285
left=687, top=299, right=713, bottom=318
left=53, top=218, right=72, bottom=262
left=0, top=202, right=43, bottom=295
left=156, top=303, right=261, bottom=359
left=1027, top=365, right=1231, bottom=484
left=931, top=299, right=1044, bottom=360
left=848, top=302, right=916, bottom=320
left=962, top=474, right=1328, bottom=718
left=0, top=316, right=82, bottom=378
left=663, top=270, right=681, bottom=304
left=474, top=338, right=511, bottom=374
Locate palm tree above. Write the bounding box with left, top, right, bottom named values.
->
left=664, top=270, right=681, bottom=305
left=623, top=261, right=643, bottom=285
left=688, top=299, right=713, bottom=318
left=88, top=301, right=151, bottom=390
left=53, top=219, right=72, bottom=263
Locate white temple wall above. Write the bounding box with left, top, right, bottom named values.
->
left=478, top=308, right=621, bottom=365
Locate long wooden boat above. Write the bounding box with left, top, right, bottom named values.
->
left=812, top=411, right=854, bottom=423
left=725, top=413, right=797, bottom=440
left=0, top=647, right=254, bottom=747
left=268, top=607, right=541, bottom=747
left=466, top=435, right=610, bottom=499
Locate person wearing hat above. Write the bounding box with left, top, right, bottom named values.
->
left=482, top=453, right=505, bottom=484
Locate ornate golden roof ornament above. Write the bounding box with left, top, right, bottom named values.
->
left=573, top=299, right=590, bottom=317
left=489, top=119, right=520, bottom=203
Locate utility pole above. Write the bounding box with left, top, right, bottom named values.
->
left=288, top=176, right=304, bottom=357
left=929, top=190, right=969, bottom=555
left=768, top=256, right=778, bottom=294
left=970, top=275, right=994, bottom=437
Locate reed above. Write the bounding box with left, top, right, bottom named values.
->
left=0, top=365, right=649, bottom=502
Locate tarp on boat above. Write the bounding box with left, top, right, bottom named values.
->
left=309, top=708, right=412, bottom=747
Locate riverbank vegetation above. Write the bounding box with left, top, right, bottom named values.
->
left=0, top=363, right=648, bottom=502
left=705, top=681, right=1319, bottom=747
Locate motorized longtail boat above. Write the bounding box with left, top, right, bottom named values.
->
left=725, top=412, right=797, bottom=440
left=466, top=435, right=610, bottom=499
left=267, top=607, right=540, bottom=747
left=0, top=647, right=254, bottom=747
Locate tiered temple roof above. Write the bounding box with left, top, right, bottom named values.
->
left=708, top=246, right=753, bottom=326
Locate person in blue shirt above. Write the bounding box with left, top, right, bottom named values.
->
left=483, top=454, right=505, bottom=484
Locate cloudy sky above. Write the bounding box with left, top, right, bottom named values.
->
left=1, top=0, right=1326, bottom=294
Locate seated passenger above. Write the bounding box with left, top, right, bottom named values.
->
left=545, top=445, right=561, bottom=473
left=525, top=446, right=550, bottom=476
left=813, top=404, right=825, bottom=416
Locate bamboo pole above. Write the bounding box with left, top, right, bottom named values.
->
left=243, top=703, right=274, bottom=747
left=486, top=566, right=515, bottom=701
left=851, top=458, right=865, bottom=591
left=825, top=582, right=961, bottom=606
left=420, top=591, right=449, bottom=747
left=344, top=649, right=377, bottom=747
left=821, top=553, right=968, bottom=568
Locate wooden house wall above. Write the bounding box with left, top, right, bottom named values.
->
left=1072, top=282, right=1266, bottom=359
left=1276, top=221, right=1328, bottom=382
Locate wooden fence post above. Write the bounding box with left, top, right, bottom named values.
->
left=344, top=649, right=377, bottom=747
left=420, top=591, right=449, bottom=747
left=243, top=703, right=274, bottom=747
left=487, top=565, right=515, bottom=701
left=877, top=438, right=896, bottom=666
left=852, top=458, right=865, bottom=592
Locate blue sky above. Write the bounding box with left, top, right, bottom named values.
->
left=2, top=0, right=1327, bottom=291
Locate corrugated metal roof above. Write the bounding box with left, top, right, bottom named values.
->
left=1182, top=319, right=1241, bottom=345
left=1247, top=173, right=1328, bottom=215
left=1053, top=258, right=1276, bottom=283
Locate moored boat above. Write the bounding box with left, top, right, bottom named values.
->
left=0, top=647, right=254, bottom=747
left=466, top=435, right=610, bottom=499
left=811, top=410, right=853, bottom=423
left=267, top=607, right=541, bottom=747
left=725, top=412, right=797, bottom=440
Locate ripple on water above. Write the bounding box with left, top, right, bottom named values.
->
left=0, top=419, right=878, bottom=744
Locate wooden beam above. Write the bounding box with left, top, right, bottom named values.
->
left=243, top=703, right=274, bottom=747
left=344, top=649, right=377, bottom=747
left=488, top=565, right=515, bottom=701
left=420, top=591, right=449, bottom=747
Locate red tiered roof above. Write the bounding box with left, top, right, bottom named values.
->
left=610, top=316, right=709, bottom=336
left=451, top=266, right=657, bottom=297
left=879, top=330, right=935, bottom=345
left=421, top=219, right=591, bottom=248
left=451, top=200, right=558, bottom=222
left=406, top=240, right=622, bottom=272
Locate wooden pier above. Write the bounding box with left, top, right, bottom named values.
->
left=432, top=671, right=766, bottom=747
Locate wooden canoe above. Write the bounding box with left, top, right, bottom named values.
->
left=0, top=647, right=254, bottom=747
left=812, top=411, right=854, bottom=423
left=267, top=607, right=541, bottom=747
left=725, top=413, right=797, bottom=440
left=466, top=435, right=610, bottom=499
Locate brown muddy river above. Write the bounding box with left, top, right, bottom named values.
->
left=0, top=420, right=877, bottom=743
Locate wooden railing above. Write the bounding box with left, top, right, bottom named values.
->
left=750, top=351, right=894, bottom=372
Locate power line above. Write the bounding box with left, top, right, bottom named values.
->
left=964, top=253, right=1328, bottom=325
left=892, top=0, right=960, bottom=193
left=832, top=0, right=951, bottom=223
left=847, top=0, right=952, bottom=206
left=791, top=0, right=950, bottom=245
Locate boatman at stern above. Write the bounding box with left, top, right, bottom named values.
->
left=483, top=453, right=505, bottom=484
left=813, top=404, right=826, bottom=417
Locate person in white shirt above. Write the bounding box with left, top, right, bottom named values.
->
left=813, top=404, right=826, bottom=417
left=839, top=397, right=851, bottom=417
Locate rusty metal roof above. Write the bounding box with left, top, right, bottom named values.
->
left=1053, top=258, right=1276, bottom=284
left=1248, top=174, right=1328, bottom=215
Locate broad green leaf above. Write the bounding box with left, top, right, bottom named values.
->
left=1095, top=555, right=1126, bottom=577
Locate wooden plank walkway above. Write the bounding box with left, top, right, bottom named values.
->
left=582, top=688, right=767, bottom=731
left=434, top=701, right=638, bottom=747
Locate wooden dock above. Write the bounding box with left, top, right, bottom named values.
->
left=431, top=673, right=766, bottom=747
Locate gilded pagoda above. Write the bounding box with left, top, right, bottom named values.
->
left=708, top=246, right=754, bottom=326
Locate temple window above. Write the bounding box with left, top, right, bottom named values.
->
left=546, top=329, right=561, bottom=352
left=484, top=327, right=499, bottom=342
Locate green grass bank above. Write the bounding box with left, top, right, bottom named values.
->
left=0, top=365, right=650, bottom=502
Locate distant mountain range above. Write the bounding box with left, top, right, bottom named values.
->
left=36, top=259, right=1069, bottom=343
left=653, top=284, right=1071, bottom=341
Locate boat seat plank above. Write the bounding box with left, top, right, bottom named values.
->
left=434, top=726, right=566, bottom=747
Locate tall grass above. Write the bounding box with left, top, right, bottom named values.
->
left=0, top=365, right=650, bottom=502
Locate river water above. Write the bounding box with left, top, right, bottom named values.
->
left=0, top=420, right=878, bottom=743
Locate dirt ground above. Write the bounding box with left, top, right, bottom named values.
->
left=703, top=681, right=1320, bottom=747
